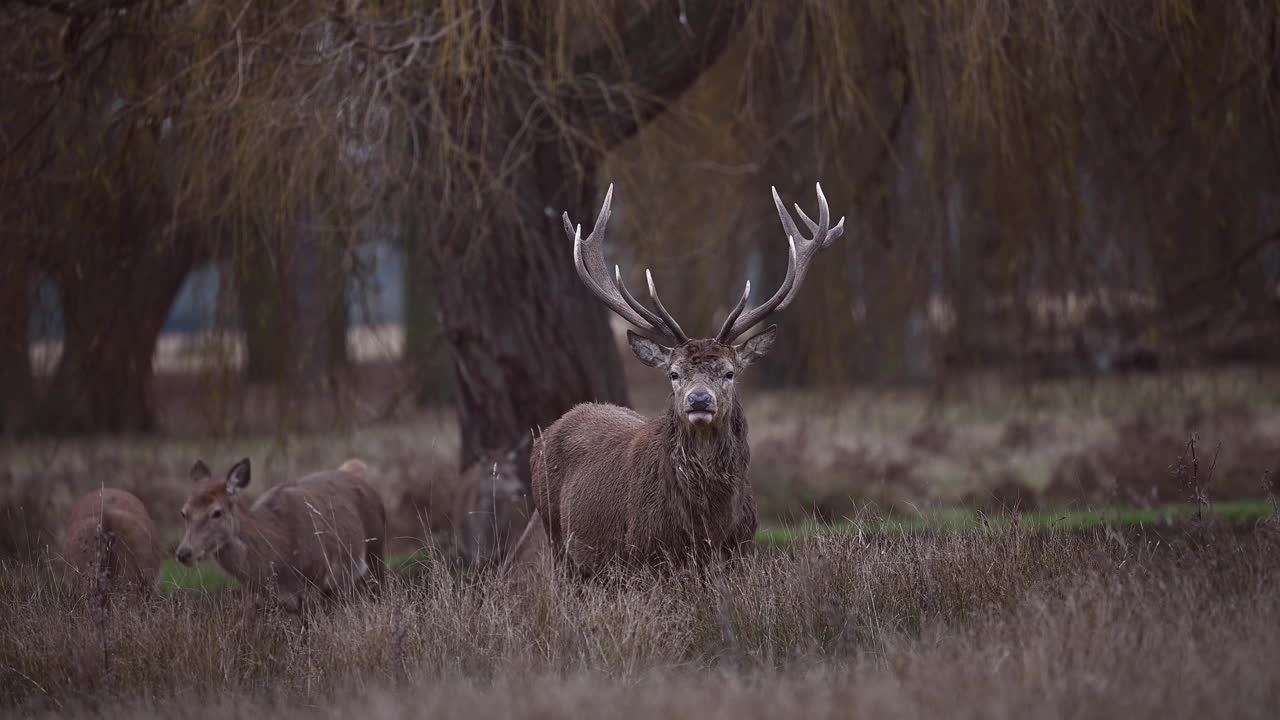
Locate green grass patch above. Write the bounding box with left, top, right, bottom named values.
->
left=756, top=498, right=1275, bottom=545
left=159, top=547, right=443, bottom=592
left=387, top=547, right=438, bottom=575
left=155, top=500, right=1275, bottom=590
left=160, top=560, right=239, bottom=593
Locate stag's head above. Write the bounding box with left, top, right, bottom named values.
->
left=175, top=458, right=251, bottom=565
left=564, top=183, right=844, bottom=429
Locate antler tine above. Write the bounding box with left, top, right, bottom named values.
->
left=615, top=266, right=668, bottom=332
left=722, top=183, right=844, bottom=343
left=715, top=280, right=751, bottom=343
left=794, top=182, right=846, bottom=248
left=565, top=184, right=680, bottom=344
left=646, top=270, right=689, bottom=343
left=570, top=184, right=616, bottom=300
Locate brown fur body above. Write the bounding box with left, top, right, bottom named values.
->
left=179, top=460, right=386, bottom=611
left=532, top=339, right=759, bottom=576
left=538, top=183, right=837, bottom=576
left=61, top=488, right=162, bottom=595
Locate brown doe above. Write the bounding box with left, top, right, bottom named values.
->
left=61, top=488, right=162, bottom=595
left=530, top=183, right=844, bottom=576
left=452, top=440, right=535, bottom=568
left=176, top=457, right=386, bottom=612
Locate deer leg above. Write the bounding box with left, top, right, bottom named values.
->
left=364, top=540, right=386, bottom=596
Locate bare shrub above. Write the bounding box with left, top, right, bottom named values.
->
left=1169, top=434, right=1221, bottom=522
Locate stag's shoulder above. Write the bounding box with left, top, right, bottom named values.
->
left=570, top=401, right=644, bottom=422
left=533, top=403, right=648, bottom=464
left=545, top=402, right=644, bottom=436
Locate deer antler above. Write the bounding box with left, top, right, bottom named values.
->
left=717, top=182, right=845, bottom=344
left=565, top=184, right=689, bottom=345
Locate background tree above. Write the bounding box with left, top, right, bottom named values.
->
left=1, top=0, right=1278, bottom=446
left=405, top=2, right=750, bottom=467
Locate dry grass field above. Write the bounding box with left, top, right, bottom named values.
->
left=3, top=522, right=1278, bottom=718
left=3, top=367, right=1279, bottom=717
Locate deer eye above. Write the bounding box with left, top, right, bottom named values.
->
left=211, top=509, right=223, bottom=520
left=669, top=371, right=679, bottom=381
left=724, top=371, right=735, bottom=380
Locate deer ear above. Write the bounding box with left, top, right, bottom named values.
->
left=225, top=458, right=251, bottom=495
left=734, top=325, right=777, bottom=367
left=190, top=460, right=212, bottom=483
left=627, top=330, right=672, bottom=369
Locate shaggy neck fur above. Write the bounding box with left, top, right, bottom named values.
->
left=215, top=502, right=290, bottom=586
left=654, top=396, right=751, bottom=548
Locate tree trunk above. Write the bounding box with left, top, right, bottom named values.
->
left=427, top=146, right=628, bottom=469
left=0, top=253, right=31, bottom=434
left=402, top=221, right=454, bottom=406
left=235, top=240, right=288, bottom=384
left=258, top=215, right=351, bottom=430
left=420, top=0, right=747, bottom=468
left=30, top=237, right=196, bottom=434
left=283, top=217, right=348, bottom=393
left=234, top=220, right=349, bottom=429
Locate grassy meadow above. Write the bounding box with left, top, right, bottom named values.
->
left=3, top=367, right=1279, bottom=717
left=4, top=521, right=1278, bottom=718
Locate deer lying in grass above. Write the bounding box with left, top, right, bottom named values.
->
left=61, top=488, right=162, bottom=595
left=452, top=440, right=535, bottom=568
left=531, top=183, right=844, bottom=575
left=176, top=458, right=386, bottom=612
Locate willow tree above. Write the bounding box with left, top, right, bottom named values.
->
left=397, top=1, right=750, bottom=466
left=2, top=1, right=751, bottom=444
left=0, top=5, right=206, bottom=433
left=1, top=1, right=374, bottom=433
left=7, top=0, right=1277, bottom=444
left=611, top=0, right=1280, bottom=385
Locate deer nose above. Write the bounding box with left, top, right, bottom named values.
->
left=687, top=391, right=713, bottom=412
left=175, top=547, right=193, bottom=565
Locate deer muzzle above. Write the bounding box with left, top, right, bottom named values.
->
left=685, top=389, right=716, bottom=424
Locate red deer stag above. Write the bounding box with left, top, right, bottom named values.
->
left=530, top=183, right=844, bottom=576
left=176, top=458, right=386, bottom=612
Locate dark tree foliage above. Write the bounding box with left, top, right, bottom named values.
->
left=2, top=0, right=1278, bottom=442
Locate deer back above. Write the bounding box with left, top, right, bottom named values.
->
left=247, top=469, right=385, bottom=588
left=61, top=488, right=161, bottom=594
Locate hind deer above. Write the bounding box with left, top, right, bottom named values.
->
left=452, top=441, right=535, bottom=568
left=176, top=458, right=386, bottom=612
left=61, top=488, right=162, bottom=596
left=530, top=183, right=844, bottom=576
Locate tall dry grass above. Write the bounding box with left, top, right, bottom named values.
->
left=3, top=523, right=1277, bottom=718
